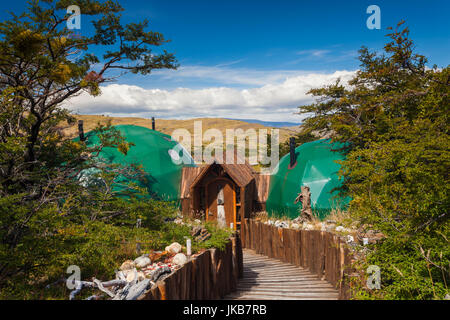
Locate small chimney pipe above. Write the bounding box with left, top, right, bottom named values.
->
left=78, top=120, right=86, bottom=141
left=151, top=117, right=155, bottom=130
left=289, top=137, right=296, bottom=168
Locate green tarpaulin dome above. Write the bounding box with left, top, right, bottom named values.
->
left=265, top=139, right=349, bottom=220
left=78, top=125, right=195, bottom=201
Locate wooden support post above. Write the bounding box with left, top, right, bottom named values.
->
left=289, top=137, right=296, bottom=168
left=136, top=218, right=141, bottom=255
left=78, top=120, right=86, bottom=141
left=157, top=281, right=166, bottom=300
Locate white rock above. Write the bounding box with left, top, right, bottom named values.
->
left=165, top=242, right=182, bottom=254
left=291, top=223, right=300, bottom=229
left=302, top=222, right=314, bottom=230
left=275, top=220, right=288, bottom=228
left=194, top=219, right=201, bottom=224
left=346, top=235, right=355, bottom=243
left=173, top=253, right=188, bottom=266
left=134, top=256, right=151, bottom=268
left=335, top=226, right=345, bottom=232
left=292, top=217, right=302, bottom=224
left=124, top=269, right=146, bottom=282
left=115, top=270, right=126, bottom=280
left=119, top=260, right=135, bottom=271
left=126, top=269, right=137, bottom=282
left=122, top=269, right=130, bottom=277
left=137, top=271, right=146, bottom=281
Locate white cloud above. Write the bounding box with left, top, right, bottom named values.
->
left=66, top=69, right=356, bottom=122
left=296, top=49, right=331, bottom=57
left=151, top=65, right=313, bottom=87
left=287, top=49, right=359, bottom=66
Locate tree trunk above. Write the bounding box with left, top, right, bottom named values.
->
left=294, top=186, right=312, bottom=221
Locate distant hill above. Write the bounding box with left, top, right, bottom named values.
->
left=62, top=115, right=298, bottom=145
left=227, top=118, right=302, bottom=128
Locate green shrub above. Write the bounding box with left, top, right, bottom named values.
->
left=196, top=221, right=233, bottom=251
left=298, top=22, right=449, bottom=299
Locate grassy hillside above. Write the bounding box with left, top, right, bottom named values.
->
left=62, top=114, right=297, bottom=144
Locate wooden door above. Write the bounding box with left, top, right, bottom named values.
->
left=206, top=178, right=236, bottom=229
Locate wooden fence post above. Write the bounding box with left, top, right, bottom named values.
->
left=78, top=120, right=86, bottom=141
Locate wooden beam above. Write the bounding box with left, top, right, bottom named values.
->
left=78, top=120, right=86, bottom=141
left=289, top=137, right=296, bottom=168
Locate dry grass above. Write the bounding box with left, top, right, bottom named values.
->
left=251, top=211, right=269, bottom=222
left=326, top=207, right=354, bottom=226
left=61, top=114, right=296, bottom=145
left=257, top=207, right=355, bottom=233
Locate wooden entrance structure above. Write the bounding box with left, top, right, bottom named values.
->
left=205, top=176, right=236, bottom=227
left=180, top=155, right=270, bottom=230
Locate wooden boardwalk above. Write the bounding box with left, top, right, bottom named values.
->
left=224, top=249, right=339, bottom=300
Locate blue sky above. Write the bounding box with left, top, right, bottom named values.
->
left=1, top=0, right=449, bottom=121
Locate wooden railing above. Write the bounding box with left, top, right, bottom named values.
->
left=138, top=235, right=243, bottom=300
left=241, top=218, right=353, bottom=299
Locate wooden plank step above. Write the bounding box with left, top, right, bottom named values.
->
left=224, top=249, right=339, bottom=300
left=238, top=282, right=334, bottom=289
left=231, top=295, right=338, bottom=300
left=242, top=272, right=320, bottom=277
left=238, top=287, right=336, bottom=293
left=226, top=292, right=339, bottom=299
left=244, top=268, right=306, bottom=272
left=238, top=277, right=324, bottom=283
left=244, top=266, right=309, bottom=272
left=242, top=271, right=315, bottom=276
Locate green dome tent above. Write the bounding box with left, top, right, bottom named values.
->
left=78, top=125, right=195, bottom=201
left=265, top=139, right=350, bottom=220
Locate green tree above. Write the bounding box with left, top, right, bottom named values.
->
left=279, top=131, right=316, bottom=159
left=298, top=21, right=449, bottom=299
left=0, top=0, right=178, bottom=297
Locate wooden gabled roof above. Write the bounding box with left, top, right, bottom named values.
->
left=183, top=151, right=254, bottom=190
left=189, top=161, right=255, bottom=189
